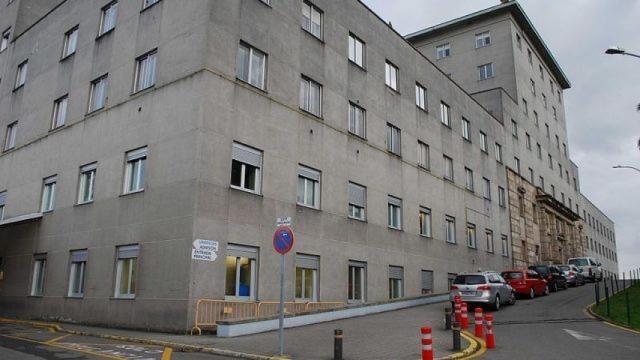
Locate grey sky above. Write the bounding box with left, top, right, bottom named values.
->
left=362, top=0, right=640, bottom=274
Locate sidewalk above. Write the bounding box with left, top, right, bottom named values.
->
left=10, top=301, right=470, bottom=359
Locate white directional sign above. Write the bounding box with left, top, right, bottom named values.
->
left=276, top=217, right=292, bottom=227
left=191, top=239, right=219, bottom=262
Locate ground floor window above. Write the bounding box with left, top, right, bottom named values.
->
left=225, top=244, right=258, bottom=300
left=388, top=265, right=404, bottom=299
left=348, top=261, right=366, bottom=303
left=114, top=245, right=138, bottom=299
left=30, top=254, right=47, bottom=296
left=68, top=249, right=87, bottom=297
left=421, top=270, right=434, bottom=294
left=295, top=254, right=319, bottom=301
left=447, top=273, right=457, bottom=290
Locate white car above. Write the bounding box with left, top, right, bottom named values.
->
left=568, top=257, right=602, bottom=282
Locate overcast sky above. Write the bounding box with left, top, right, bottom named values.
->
left=362, top=0, right=640, bottom=274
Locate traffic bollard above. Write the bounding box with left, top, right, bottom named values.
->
left=454, top=300, right=462, bottom=324
left=474, top=307, right=483, bottom=338
left=485, top=314, right=495, bottom=349
left=444, top=307, right=452, bottom=330
left=421, top=326, right=433, bottom=360
left=452, top=323, right=461, bottom=351
left=334, top=329, right=343, bottom=360
left=461, top=303, right=468, bottom=330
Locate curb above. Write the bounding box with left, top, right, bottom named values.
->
left=436, top=330, right=486, bottom=360
left=0, top=317, right=283, bottom=360
left=584, top=303, right=640, bottom=336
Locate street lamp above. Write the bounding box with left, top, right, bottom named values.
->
left=605, top=46, right=640, bottom=58
left=613, top=165, right=640, bottom=173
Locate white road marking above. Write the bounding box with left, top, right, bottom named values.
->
left=563, top=329, right=610, bottom=341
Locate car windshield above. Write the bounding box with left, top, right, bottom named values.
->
left=501, top=272, right=523, bottom=280
left=569, top=258, right=588, bottom=266
left=453, top=275, right=486, bottom=285
left=532, top=266, right=548, bottom=275
left=558, top=265, right=570, bottom=271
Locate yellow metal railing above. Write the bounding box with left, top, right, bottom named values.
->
left=190, top=299, right=345, bottom=335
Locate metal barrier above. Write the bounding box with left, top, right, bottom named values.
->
left=191, top=299, right=345, bottom=335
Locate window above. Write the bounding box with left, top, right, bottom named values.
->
left=99, top=1, right=118, bottom=36
left=301, top=1, right=322, bottom=39
left=548, top=154, right=553, bottom=169
left=478, top=63, right=493, bottom=80
left=530, top=79, right=536, bottom=96
left=30, top=254, right=47, bottom=296
left=495, top=143, right=503, bottom=163
left=124, top=147, right=147, bottom=194
left=443, top=155, right=454, bottom=181
left=511, top=119, right=518, bottom=138
left=483, top=178, right=491, bottom=200
left=551, top=184, right=556, bottom=198
left=421, top=270, right=434, bottom=294
left=558, top=163, right=563, bottom=177
left=515, top=33, right=522, bottom=49
left=134, top=49, right=157, bottom=92
left=386, top=123, right=401, bottom=155
left=142, top=0, right=159, bottom=9
left=415, top=83, right=427, bottom=110
left=533, top=111, right=539, bottom=127
left=14, top=60, right=27, bottom=89
left=498, top=186, right=506, bottom=207
left=486, top=230, right=494, bottom=253
left=297, top=165, right=321, bottom=209
left=0, top=191, right=5, bottom=221
left=77, top=163, right=97, bottom=204
left=553, top=107, right=558, bottom=121
left=387, top=195, right=402, bottom=230
left=0, top=28, right=9, bottom=52
left=479, top=132, right=488, bottom=153
left=417, top=141, right=429, bottom=170
left=61, top=26, right=78, bottom=59
left=447, top=273, right=457, bottom=288
left=348, top=33, right=365, bottom=67
left=539, top=176, right=545, bottom=190
left=557, top=90, right=562, bottom=103
left=348, top=182, right=366, bottom=221
left=461, top=118, right=470, bottom=140
left=436, top=43, right=451, bottom=59
left=501, top=235, right=509, bottom=256
left=522, top=98, right=528, bottom=115
left=440, top=102, right=451, bottom=126
left=237, top=43, right=267, bottom=90
left=527, top=48, right=532, bottom=64
left=88, top=75, right=108, bottom=112
left=3, top=122, right=17, bottom=151
left=467, top=223, right=477, bottom=249
left=445, top=216, right=456, bottom=244
left=300, top=76, right=322, bottom=117
left=295, top=254, right=319, bottom=301
left=550, top=80, right=555, bottom=93
left=475, top=32, right=491, bottom=48
left=41, top=176, right=57, bottom=212
left=385, top=61, right=398, bottom=91
left=537, top=143, right=542, bottom=159
left=514, top=157, right=520, bottom=174
left=114, top=245, right=138, bottom=298
left=231, top=142, right=262, bottom=194
left=68, top=250, right=87, bottom=297
left=419, top=207, right=432, bottom=237
left=543, top=93, right=547, bottom=108
left=555, top=135, right=560, bottom=149
left=348, top=102, right=366, bottom=138
left=51, top=95, right=68, bottom=129
left=545, top=123, right=550, bottom=138
left=388, top=266, right=403, bottom=299
left=539, top=64, right=544, bottom=79
left=563, top=144, right=567, bottom=157
left=348, top=261, right=366, bottom=303
left=528, top=168, right=534, bottom=183
left=525, top=133, right=531, bottom=150
left=465, top=168, right=474, bottom=191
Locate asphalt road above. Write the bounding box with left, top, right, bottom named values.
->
left=487, top=281, right=640, bottom=359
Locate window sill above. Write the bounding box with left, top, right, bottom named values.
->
left=140, top=0, right=161, bottom=13
left=463, top=138, right=472, bottom=144
left=49, top=125, right=66, bottom=133
left=296, top=203, right=320, bottom=212
left=481, top=150, right=488, bottom=155
left=27, top=295, right=44, bottom=298
left=12, top=84, right=24, bottom=92
left=446, top=241, right=457, bottom=245
left=418, top=165, right=430, bottom=172
left=387, top=150, right=402, bottom=159
left=388, top=226, right=403, bottom=232
left=60, top=52, right=75, bottom=62
left=86, top=106, right=106, bottom=117
left=347, top=216, right=366, bottom=223
left=348, top=60, right=366, bottom=72
left=419, top=234, right=433, bottom=240
left=236, top=77, right=268, bottom=94
left=75, top=200, right=94, bottom=207
left=42, top=209, right=54, bottom=214
left=120, top=189, right=145, bottom=197
left=467, top=246, right=478, bottom=251
left=444, top=178, right=454, bottom=183
left=111, top=296, right=136, bottom=300
left=385, top=85, right=400, bottom=95
left=229, top=185, right=262, bottom=197
left=96, top=28, right=114, bottom=41
left=301, top=28, right=324, bottom=44
left=347, top=132, right=367, bottom=142
left=441, top=123, right=452, bottom=129
left=65, top=295, right=84, bottom=299
left=131, top=85, right=155, bottom=97
left=416, top=106, right=428, bottom=114
left=2, top=147, right=16, bottom=153
left=299, top=108, right=323, bottom=120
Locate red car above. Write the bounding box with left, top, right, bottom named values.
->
left=501, top=270, right=549, bottom=299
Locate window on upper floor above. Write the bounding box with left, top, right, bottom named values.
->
left=385, top=60, right=398, bottom=91
left=98, top=1, right=118, bottom=36
left=548, top=154, right=553, bottom=169
left=348, top=33, right=365, bottom=68
left=555, top=135, right=560, bottom=149
left=515, top=33, right=522, bottom=50
left=40, top=176, right=57, bottom=213
left=495, top=143, right=503, bottom=163
left=417, top=141, right=430, bottom=170
left=297, top=165, right=321, bottom=209
left=522, top=98, right=528, bottom=115
left=0, top=191, right=5, bottom=221
left=475, top=31, right=491, bottom=48
left=445, top=216, right=456, bottom=244
left=440, top=102, right=451, bottom=127
left=539, top=176, right=545, bottom=190
left=415, top=83, right=427, bottom=110
left=77, top=163, right=97, bottom=204
left=443, top=155, right=454, bottom=181
left=348, top=182, right=366, bottom=221
left=553, top=106, right=558, bottom=121
left=511, top=119, right=518, bottom=138
left=386, top=123, right=401, bottom=155
left=461, top=118, right=470, bottom=140
left=527, top=48, right=532, bottom=64
left=300, top=76, right=322, bottom=117
left=88, top=74, right=108, bottom=112
left=124, top=147, right=147, bottom=194
left=533, top=111, right=539, bottom=127
left=348, top=102, right=366, bottom=138
left=142, top=0, right=160, bottom=10
left=537, top=143, right=542, bottom=159
left=525, top=133, right=531, bottom=150
left=133, top=49, right=157, bottom=92
left=563, top=143, right=567, bottom=157
left=419, top=207, right=432, bottom=237
left=478, top=63, right=493, bottom=80
left=465, top=167, right=474, bottom=192
left=483, top=178, right=491, bottom=200
left=51, top=95, right=68, bottom=130
left=539, top=64, right=544, bottom=80
left=530, top=79, right=536, bottom=96
left=237, top=42, right=267, bottom=90
left=542, top=93, right=547, bottom=108
left=14, top=60, right=27, bottom=89
left=231, top=142, right=262, bottom=194
left=302, top=1, right=322, bottom=39
left=545, top=123, right=550, bottom=138
left=528, top=167, right=534, bottom=184
left=3, top=122, right=17, bottom=151
left=498, top=186, right=506, bottom=207
left=387, top=195, right=402, bottom=230
left=479, top=131, right=488, bottom=153
left=514, top=157, right=520, bottom=174
left=467, top=223, right=477, bottom=249
left=436, top=43, right=451, bottom=59
left=61, top=26, right=78, bottom=59
left=0, top=27, right=10, bottom=52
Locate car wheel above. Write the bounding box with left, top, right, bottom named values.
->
left=529, top=288, right=535, bottom=299
left=544, top=285, right=549, bottom=296
left=493, top=294, right=501, bottom=311
left=509, top=292, right=517, bottom=305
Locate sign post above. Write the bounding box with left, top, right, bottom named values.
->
left=273, top=224, right=294, bottom=356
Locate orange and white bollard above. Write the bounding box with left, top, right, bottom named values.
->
left=485, top=313, right=495, bottom=349
left=454, top=300, right=462, bottom=324
left=421, top=326, right=433, bottom=360
left=474, top=307, right=483, bottom=338
left=461, top=303, right=468, bottom=330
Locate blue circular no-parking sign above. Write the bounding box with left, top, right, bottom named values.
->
left=273, top=226, right=295, bottom=255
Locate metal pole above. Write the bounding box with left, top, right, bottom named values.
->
left=623, top=272, right=626, bottom=290
left=444, top=307, right=452, bottom=330
left=452, top=324, right=461, bottom=351
left=278, top=254, right=285, bottom=356
left=604, top=280, right=610, bottom=317
left=595, top=278, right=600, bottom=306
left=334, top=329, right=343, bottom=360
left=615, top=274, right=619, bottom=293
left=626, top=282, right=631, bottom=326
left=610, top=276, right=616, bottom=295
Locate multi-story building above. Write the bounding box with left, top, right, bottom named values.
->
left=0, top=0, right=617, bottom=331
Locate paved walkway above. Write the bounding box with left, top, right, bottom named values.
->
left=54, top=301, right=464, bottom=359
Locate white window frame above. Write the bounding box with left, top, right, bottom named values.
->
left=465, top=167, right=474, bottom=191
left=498, top=186, right=506, bottom=207
left=348, top=182, right=366, bottom=221
left=114, top=245, right=138, bottom=299
left=124, top=147, right=147, bottom=194
left=440, top=102, right=451, bottom=126
left=0, top=191, right=6, bottom=221
left=237, top=42, right=267, bottom=90
left=51, top=95, right=68, bottom=130
left=295, top=254, right=319, bottom=302
left=480, top=132, right=488, bottom=153
left=98, top=1, right=118, bottom=36
left=483, top=178, right=491, bottom=200
left=40, top=176, right=57, bottom=213
left=475, top=31, right=491, bottom=48
left=415, top=83, right=427, bottom=110
left=417, top=141, right=429, bottom=170
left=386, top=123, right=401, bottom=155
left=300, top=76, right=322, bottom=117
left=61, top=26, right=78, bottom=59
left=348, top=33, right=365, bottom=68
left=225, top=244, right=258, bottom=301
left=14, top=60, right=27, bottom=89
left=0, top=27, right=10, bottom=52
left=231, top=142, right=263, bottom=194
left=387, top=196, right=402, bottom=230
left=436, top=43, right=451, bottom=59
left=388, top=266, right=404, bottom=299
left=486, top=230, right=494, bottom=253
left=495, top=143, right=503, bottom=163
left=30, top=255, right=46, bottom=296
left=348, top=102, right=366, bottom=138
left=419, top=206, right=432, bottom=238
left=133, top=49, right=157, bottom=92
left=348, top=261, right=366, bottom=303
left=77, top=163, right=97, bottom=204
left=297, top=165, right=321, bottom=209
left=478, top=63, right=493, bottom=80
left=385, top=61, right=398, bottom=91
left=444, top=155, right=454, bottom=181
left=445, top=216, right=456, bottom=244
left=467, top=223, right=477, bottom=249
left=4, top=122, right=17, bottom=151
left=142, top=0, right=160, bottom=10
left=501, top=235, right=509, bottom=256
left=301, top=1, right=322, bottom=39
left=68, top=250, right=87, bottom=297
left=88, top=74, right=108, bottom=113
left=461, top=118, right=470, bottom=140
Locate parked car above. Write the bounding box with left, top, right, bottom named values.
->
left=556, top=264, right=585, bottom=287
left=528, top=265, right=567, bottom=292
left=449, top=272, right=516, bottom=310
left=501, top=269, right=549, bottom=299
left=567, top=257, right=602, bottom=282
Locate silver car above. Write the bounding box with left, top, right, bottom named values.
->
left=449, top=272, right=516, bottom=311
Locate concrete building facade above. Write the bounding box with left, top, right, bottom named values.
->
left=0, top=0, right=617, bottom=331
